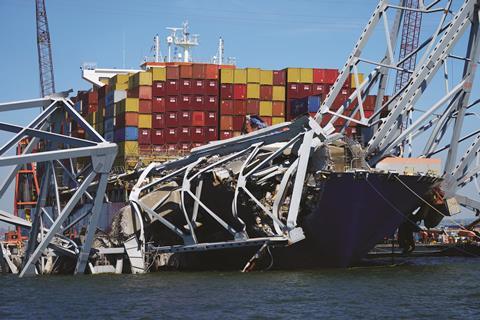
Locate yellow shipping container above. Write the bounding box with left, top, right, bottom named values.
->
left=260, top=70, right=273, bottom=85
left=220, top=69, right=234, bottom=83
left=151, top=67, right=166, bottom=81
left=272, top=86, right=286, bottom=101
left=246, top=68, right=260, bottom=83
left=272, top=117, right=285, bottom=125
left=247, top=84, right=260, bottom=99
left=351, top=73, right=365, bottom=88
left=129, top=71, right=152, bottom=88
left=118, top=98, right=139, bottom=113
left=109, top=74, right=129, bottom=86
left=233, top=69, right=247, bottom=84
left=111, top=83, right=129, bottom=91
left=118, top=141, right=139, bottom=157
left=138, top=114, right=152, bottom=128
left=287, top=68, right=301, bottom=83
left=300, top=68, right=313, bottom=83
left=259, top=101, right=273, bottom=116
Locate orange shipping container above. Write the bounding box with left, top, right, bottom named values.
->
left=180, top=64, right=193, bottom=78
left=205, top=64, right=219, bottom=80
left=220, top=116, right=234, bottom=131
left=272, top=102, right=285, bottom=117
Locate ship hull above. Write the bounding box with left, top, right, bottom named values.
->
left=157, top=172, right=439, bottom=270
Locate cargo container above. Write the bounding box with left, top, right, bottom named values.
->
left=220, top=115, right=234, bottom=131
left=260, top=70, right=273, bottom=85
left=116, top=112, right=138, bottom=127
left=151, top=67, right=166, bottom=81
left=220, top=69, right=234, bottom=83
left=233, top=100, right=246, bottom=115
left=152, top=113, right=165, bottom=128
left=166, top=111, right=179, bottom=127
left=152, top=129, right=165, bottom=145
left=246, top=83, right=260, bottom=99
left=139, top=99, right=152, bottom=113
left=205, top=111, right=218, bottom=127
left=166, top=66, right=180, bottom=79
left=233, top=69, right=247, bottom=84
left=246, top=68, right=260, bottom=83
left=138, top=128, right=152, bottom=145
left=192, top=111, right=206, bottom=127
left=138, top=114, right=152, bottom=128
left=260, top=85, right=273, bottom=100
left=152, top=97, right=165, bottom=113
left=114, top=127, right=138, bottom=142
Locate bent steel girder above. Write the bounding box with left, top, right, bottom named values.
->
left=0, top=96, right=116, bottom=276
left=314, top=0, right=480, bottom=214
left=127, top=118, right=332, bottom=256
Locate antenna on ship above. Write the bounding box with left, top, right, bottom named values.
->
left=166, top=27, right=181, bottom=62
left=153, top=34, right=163, bottom=62
left=173, top=21, right=199, bottom=63
left=218, top=37, right=224, bottom=65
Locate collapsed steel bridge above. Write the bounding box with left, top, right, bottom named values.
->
left=1, top=0, right=480, bottom=275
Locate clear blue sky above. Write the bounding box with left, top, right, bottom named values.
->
left=0, top=0, right=477, bottom=223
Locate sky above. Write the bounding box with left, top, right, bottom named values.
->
left=0, top=0, right=478, bottom=223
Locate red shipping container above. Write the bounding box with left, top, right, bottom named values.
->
left=299, top=84, right=312, bottom=97
left=166, top=66, right=180, bottom=79
left=152, top=81, right=166, bottom=96
left=193, top=96, right=204, bottom=109
left=192, top=111, right=205, bottom=127
left=165, top=128, right=179, bottom=143
left=233, top=116, right=244, bottom=131
left=262, top=117, right=272, bottom=126
left=179, top=127, right=191, bottom=142
left=205, top=80, right=219, bottom=96
left=220, top=116, right=233, bottom=131
left=165, top=144, right=177, bottom=151
left=233, top=84, right=247, bottom=100
left=180, top=79, right=193, bottom=95
left=272, top=102, right=285, bottom=117
left=220, top=100, right=234, bottom=115
left=287, top=83, right=300, bottom=99
left=205, top=96, right=218, bottom=111
left=220, top=130, right=233, bottom=140
left=273, top=70, right=286, bottom=85
left=313, top=69, right=339, bottom=84
left=180, top=65, right=193, bottom=78
left=88, top=104, right=98, bottom=113
left=139, top=99, right=152, bottom=113
left=166, top=96, right=179, bottom=111
left=166, top=111, right=179, bottom=127
left=312, top=83, right=328, bottom=95
left=152, top=113, right=165, bottom=128
left=233, top=100, right=246, bottom=115
left=192, top=127, right=206, bottom=142
left=205, top=111, right=217, bottom=127
left=152, top=129, right=165, bottom=145
left=220, top=84, right=234, bottom=99
left=192, top=64, right=206, bottom=79
left=246, top=99, right=259, bottom=114
left=179, top=143, right=191, bottom=151
left=138, top=129, right=151, bottom=145
left=192, top=142, right=203, bottom=149
left=179, top=111, right=192, bottom=126
left=205, top=64, right=219, bottom=79
left=206, top=127, right=217, bottom=141
left=128, top=86, right=152, bottom=100
left=193, top=80, right=205, bottom=94
left=166, top=80, right=179, bottom=95
left=179, top=95, right=192, bottom=110
left=152, top=97, right=165, bottom=113
left=260, top=85, right=273, bottom=100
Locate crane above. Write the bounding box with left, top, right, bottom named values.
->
left=35, top=0, right=55, bottom=97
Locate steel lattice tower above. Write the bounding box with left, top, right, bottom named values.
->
left=395, top=0, right=422, bottom=91
left=35, top=0, right=55, bottom=97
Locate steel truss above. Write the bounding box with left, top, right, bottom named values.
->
left=0, top=94, right=116, bottom=276
left=127, top=118, right=336, bottom=272
left=317, top=0, right=480, bottom=214
left=126, top=0, right=480, bottom=270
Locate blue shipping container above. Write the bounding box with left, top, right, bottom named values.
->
left=114, top=127, right=138, bottom=142
left=289, top=95, right=321, bottom=118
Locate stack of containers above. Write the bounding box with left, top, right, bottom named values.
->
left=219, top=68, right=286, bottom=140
left=152, top=64, right=220, bottom=153
left=104, top=74, right=128, bottom=143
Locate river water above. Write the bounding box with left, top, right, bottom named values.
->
left=1, top=257, right=479, bottom=319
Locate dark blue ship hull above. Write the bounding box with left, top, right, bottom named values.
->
left=163, top=172, right=439, bottom=270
